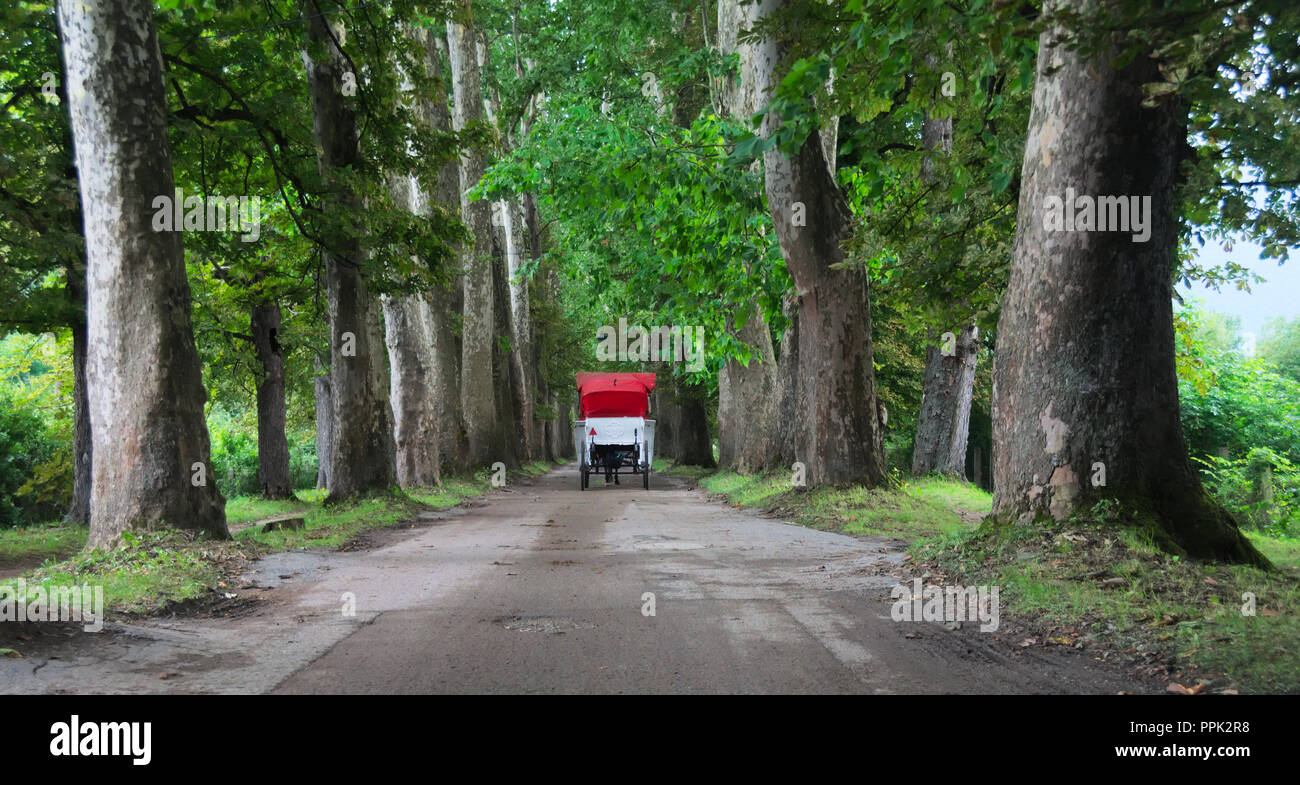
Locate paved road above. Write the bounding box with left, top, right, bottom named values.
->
left=2, top=465, right=1148, bottom=694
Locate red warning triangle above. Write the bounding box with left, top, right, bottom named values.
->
left=588, top=428, right=597, bottom=435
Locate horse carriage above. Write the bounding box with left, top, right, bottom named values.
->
left=573, top=372, right=656, bottom=490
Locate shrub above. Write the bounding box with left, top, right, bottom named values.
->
left=0, top=393, right=63, bottom=527
left=1194, top=448, right=1300, bottom=537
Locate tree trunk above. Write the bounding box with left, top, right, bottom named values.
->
left=56, top=20, right=90, bottom=526
left=252, top=300, right=294, bottom=499
left=414, top=26, right=469, bottom=471
left=490, top=236, right=520, bottom=466
left=559, top=400, right=573, bottom=459
left=383, top=292, right=442, bottom=487
left=381, top=165, right=442, bottom=488
left=910, top=95, right=979, bottom=477
left=715, top=6, right=779, bottom=475
left=58, top=0, right=227, bottom=548
left=502, top=196, right=534, bottom=462
left=751, top=0, right=886, bottom=488
left=448, top=3, right=500, bottom=467
left=653, top=385, right=679, bottom=461
left=912, top=326, right=979, bottom=476
left=991, top=0, right=1265, bottom=565
left=65, top=275, right=91, bottom=525
left=768, top=294, right=799, bottom=470
left=674, top=381, right=715, bottom=467
left=304, top=9, right=397, bottom=502
left=717, top=305, right=777, bottom=473
left=314, top=367, right=333, bottom=490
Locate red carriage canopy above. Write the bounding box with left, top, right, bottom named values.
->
left=576, top=372, right=656, bottom=418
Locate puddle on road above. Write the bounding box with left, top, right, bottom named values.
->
left=632, top=536, right=705, bottom=551
left=491, top=615, right=596, bottom=634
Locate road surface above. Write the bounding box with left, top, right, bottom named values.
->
left=1, top=465, right=1149, bottom=694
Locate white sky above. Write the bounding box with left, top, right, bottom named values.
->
left=1179, top=239, right=1300, bottom=347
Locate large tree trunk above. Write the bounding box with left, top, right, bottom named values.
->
left=383, top=292, right=441, bottom=487
left=991, top=0, right=1264, bottom=565
left=382, top=165, right=442, bottom=488
left=58, top=0, right=227, bottom=549
left=448, top=3, right=500, bottom=467
left=652, top=384, right=679, bottom=461
left=674, top=381, right=716, bottom=468
left=56, top=20, right=90, bottom=526
left=715, top=3, right=779, bottom=475
left=502, top=196, right=534, bottom=462
left=314, top=366, right=333, bottom=490
left=717, top=305, right=778, bottom=473
left=529, top=195, right=567, bottom=463
left=252, top=300, right=294, bottom=499
left=304, top=10, right=397, bottom=501
left=65, top=270, right=91, bottom=525
left=490, top=236, right=519, bottom=465
left=768, top=295, right=799, bottom=470
left=912, top=326, right=979, bottom=476
left=754, top=0, right=886, bottom=487
left=410, top=26, right=468, bottom=472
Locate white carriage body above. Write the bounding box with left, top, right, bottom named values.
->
left=574, top=417, right=655, bottom=468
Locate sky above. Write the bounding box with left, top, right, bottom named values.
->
left=1179, top=239, right=1299, bottom=354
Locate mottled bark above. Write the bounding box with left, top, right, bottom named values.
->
left=448, top=3, right=500, bottom=467
left=314, top=369, right=333, bottom=489
left=716, top=2, right=779, bottom=475
left=383, top=292, right=441, bottom=487
left=58, top=0, right=227, bottom=548
left=382, top=165, right=441, bottom=488
left=991, top=0, right=1264, bottom=565
left=754, top=0, right=886, bottom=487
left=717, top=305, right=777, bottom=473
left=252, top=301, right=294, bottom=499
left=56, top=20, right=90, bottom=526
left=768, top=295, right=799, bottom=470
left=912, top=326, right=978, bottom=476
left=502, top=196, right=534, bottom=461
left=304, top=10, right=397, bottom=501
left=408, top=26, right=468, bottom=471
left=65, top=272, right=91, bottom=525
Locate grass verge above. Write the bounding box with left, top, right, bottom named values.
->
left=0, top=459, right=563, bottom=619
left=670, top=462, right=1300, bottom=694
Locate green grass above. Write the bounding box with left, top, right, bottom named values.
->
left=5, top=530, right=227, bottom=614
left=0, top=521, right=88, bottom=572
left=225, top=495, right=315, bottom=526
left=914, top=512, right=1300, bottom=693
left=694, top=467, right=990, bottom=539
left=0, top=460, right=565, bottom=618
left=1250, top=531, right=1300, bottom=571
left=234, top=494, right=420, bottom=550
left=658, top=460, right=713, bottom=481
left=678, top=461, right=1299, bottom=693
